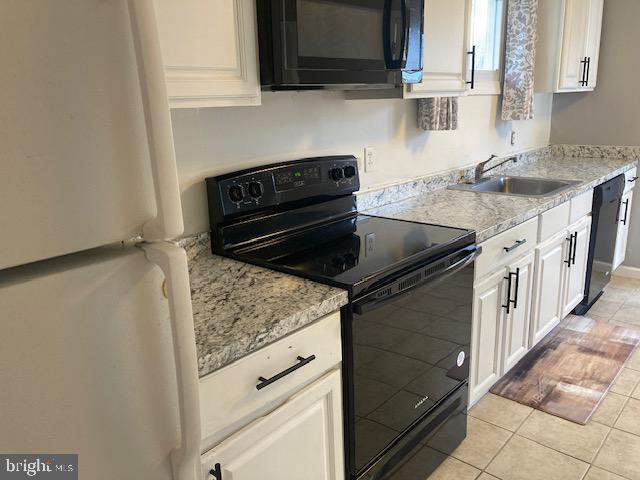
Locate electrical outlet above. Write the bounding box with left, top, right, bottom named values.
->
left=364, top=147, right=377, bottom=172
left=510, top=131, right=517, bottom=146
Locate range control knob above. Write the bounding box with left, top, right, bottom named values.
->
left=228, top=185, right=244, bottom=203
left=343, top=165, right=357, bottom=178
left=248, top=181, right=263, bottom=199
left=329, top=168, right=344, bottom=182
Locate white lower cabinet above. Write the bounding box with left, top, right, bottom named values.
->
left=501, top=252, right=535, bottom=374
left=471, top=269, right=506, bottom=404
left=470, top=193, right=595, bottom=406
left=562, top=216, right=592, bottom=317
left=202, top=369, right=344, bottom=480
left=530, top=231, right=568, bottom=347
left=613, top=191, right=634, bottom=271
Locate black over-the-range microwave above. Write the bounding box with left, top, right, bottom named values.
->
left=257, top=0, right=424, bottom=90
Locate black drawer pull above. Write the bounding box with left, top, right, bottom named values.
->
left=628, top=176, right=638, bottom=183
left=256, top=355, right=316, bottom=390
left=564, top=234, right=574, bottom=268
left=504, top=239, right=527, bottom=253
left=502, top=270, right=518, bottom=313
left=621, top=199, right=630, bottom=226
left=571, top=232, right=578, bottom=265
left=579, top=57, right=588, bottom=86
left=209, top=463, right=222, bottom=480
left=467, top=45, right=476, bottom=89
left=513, top=267, right=521, bottom=309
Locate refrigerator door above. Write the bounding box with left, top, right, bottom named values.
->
left=0, top=243, right=199, bottom=480
left=0, top=0, right=182, bottom=270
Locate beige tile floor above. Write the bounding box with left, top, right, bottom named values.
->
left=426, top=275, right=640, bottom=480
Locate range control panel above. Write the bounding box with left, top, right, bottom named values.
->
left=206, top=156, right=360, bottom=222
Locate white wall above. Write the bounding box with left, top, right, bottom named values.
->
left=550, top=0, right=640, bottom=268
left=173, top=91, right=552, bottom=235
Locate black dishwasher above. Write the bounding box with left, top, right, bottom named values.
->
left=575, top=175, right=625, bottom=315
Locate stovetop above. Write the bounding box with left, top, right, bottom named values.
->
left=232, top=214, right=475, bottom=297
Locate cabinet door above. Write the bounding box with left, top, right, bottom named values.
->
left=563, top=216, right=593, bottom=316
left=583, top=0, right=604, bottom=89
left=530, top=233, right=568, bottom=347
left=154, top=0, right=261, bottom=108
left=201, top=370, right=344, bottom=480
left=557, top=0, right=590, bottom=91
left=405, top=0, right=470, bottom=97
left=501, top=252, right=535, bottom=374
left=470, top=269, right=506, bottom=405
left=613, top=192, right=634, bottom=271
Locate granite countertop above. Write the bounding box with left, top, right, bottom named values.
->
left=183, top=235, right=348, bottom=378
left=364, top=153, right=638, bottom=243
left=184, top=145, right=637, bottom=378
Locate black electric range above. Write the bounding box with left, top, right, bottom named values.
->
left=206, top=156, right=479, bottom=480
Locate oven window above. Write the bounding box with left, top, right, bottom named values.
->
left=296, top=0, right=385, bottom=60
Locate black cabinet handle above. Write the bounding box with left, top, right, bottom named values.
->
left=564, top=234, right=573, bottom=267
left=504, top=239, right=527, bottom=253
left=571, top=232, right=578, bottom=265
left=209, top=463, right=222, bottom=480
left=513, top=267, right=521, bottom=309
left=629, top=176, right=639, bottom=183
left=622, top=199, right=630, bottom=226
left=256, top=355, right=316, bottom=390
left=585, top=56, right=591, bottom=86
left=467, top=45, right=476, bottom=89
left=579, top=57, right=588, bottom=86
left=502, top=270, right=518, bottom=313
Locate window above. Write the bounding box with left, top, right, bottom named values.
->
left=468, top=0, right=506, bottom=94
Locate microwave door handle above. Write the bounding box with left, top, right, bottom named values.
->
left=353, top=246, right=482, bottom=315
left=383, top=0, right=393, bottom=68
left=383, top=0, right=405, bottom=68
left=400, top=0, right=409, bottom=68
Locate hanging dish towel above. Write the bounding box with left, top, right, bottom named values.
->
left=418, top=97, right=458, bottom=131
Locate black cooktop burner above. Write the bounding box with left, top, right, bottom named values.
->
left=233, top=214, right=473, bottom=296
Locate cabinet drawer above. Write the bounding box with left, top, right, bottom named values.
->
left=199, top=311, right=342, bottom=451
left=202, top=369, right=344, bottom=480
left=625, top=166, right=638, bottom=194
left=538, top=202, right=570, bottom=242
left=475, top=217, right=538, bottom=281
left=569, top=189, right=594, bottom=224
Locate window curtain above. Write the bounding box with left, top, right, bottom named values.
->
left=418, top=97, right=458, bottom=131
left=501, top=0, right=539, bottom=121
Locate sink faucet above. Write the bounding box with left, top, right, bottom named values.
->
left=475, top=154, right=517, bottom=181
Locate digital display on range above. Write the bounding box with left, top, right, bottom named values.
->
left=274, top=165, right=321, bottom=191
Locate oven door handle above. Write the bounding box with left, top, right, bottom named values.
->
left=353, top=245, right=482, bottom=315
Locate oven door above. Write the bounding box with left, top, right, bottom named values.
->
left=346, top=245, right=479, bottom=478
left=267, top=0, right=423, bottom=86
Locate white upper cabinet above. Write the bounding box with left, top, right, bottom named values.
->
left=405, top=0, right=471, bottom=98
left=466, top=0, right=506, bottom=95
left=536, top=0, right=604, bottom=92
left=154, top=0, right=261, bottom=108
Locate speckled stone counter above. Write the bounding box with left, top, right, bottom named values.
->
left=183, top=144, right=637, bottom=377
left=181, top=234, right=348, bottom=378
left=364, top=152, right=638, bottom=243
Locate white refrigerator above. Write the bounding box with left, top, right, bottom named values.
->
left=0, top=1, right=201, bottom=479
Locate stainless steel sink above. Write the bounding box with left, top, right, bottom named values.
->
left=448, top=175, right=581, bottom=197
